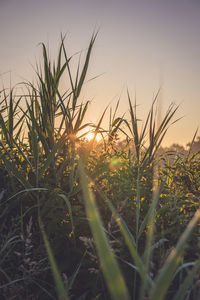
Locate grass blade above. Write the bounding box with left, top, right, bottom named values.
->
left=79, top=161, right=130, bottom=300
left=95, top=185, right=152, bottom=286
left=41, top=223, right=69, bottom=300
left=172, top=258, right=200, bottom=300
left=150, top=209, right=200, bottom=300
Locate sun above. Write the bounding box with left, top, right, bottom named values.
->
left=80, top=127, right=102, bottom=142
left=85, top=131, right=95, bottom=141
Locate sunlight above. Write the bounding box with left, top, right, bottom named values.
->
left=80, top=127, right=102, bottom=142
left=85, top=131, right=95, bottom=141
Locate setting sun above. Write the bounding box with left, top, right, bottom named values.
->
left=80, top=127, right=102, bottom=142
left=85, top=131, right=95, bottom=141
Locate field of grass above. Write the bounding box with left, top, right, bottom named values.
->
left=0, top=34, right=200, bottom=300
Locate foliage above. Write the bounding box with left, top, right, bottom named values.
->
left=0, top=34, right=200, bottom=300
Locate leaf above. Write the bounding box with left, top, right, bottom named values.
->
left=172, top=259, right=200, bottom=300
left=79, top=160, right=130, bottom=300
left=149, top=209, right=200, bottom=300
left=57, top=193, right=75, bottom=237
left=41, top=223, right=69, bottom=300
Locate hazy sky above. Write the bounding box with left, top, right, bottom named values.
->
left=1, top=0, right=200, bottom=146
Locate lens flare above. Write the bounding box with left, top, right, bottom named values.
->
left=109, top=157, right=120, bottom=171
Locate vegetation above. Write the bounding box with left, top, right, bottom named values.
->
left=0, top=34, right=200, bottom=300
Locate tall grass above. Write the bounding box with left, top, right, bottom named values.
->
left=0, top=33, right=200, bottom=299
left=80, top=159, right=200, bottom=300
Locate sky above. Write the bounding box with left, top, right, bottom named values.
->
left=1, top=0, right=200, bottom=146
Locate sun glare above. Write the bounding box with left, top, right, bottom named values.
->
left=80, top=127, right=102, bottom=142
left=85, top=132, right=95, bottom=141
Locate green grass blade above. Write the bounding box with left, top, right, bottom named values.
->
left=74, top=32, right=97, bottom=108
left=0, top=146, right=32, bottom=189
left=39, top=144, right=58, bottom=179
left=150, top=209, right=200, bottom=300
left=8, top=88, right=13, bottom=140
left=0, top=188, right=48, bottom=207
left=0, top=110, right=9, bottom=143
left=172, top=258, right=200, bottom=300
left=41, top=224, right=69, bottom=300
left=95, top=186, right=151, bottom=286
left=79, top=161, right=130, bottom=300
left=57, top=193, right=75, bottom=237
left=139, top=187, right=161, bottom=299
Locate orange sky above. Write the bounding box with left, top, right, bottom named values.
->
left=1, top=0, right=200, bottom=147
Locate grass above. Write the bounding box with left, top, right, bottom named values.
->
left=0, top=33, right=200, bottom=299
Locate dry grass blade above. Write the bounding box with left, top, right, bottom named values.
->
left=73, top=32, right=97, bottom=110
left=127, top=90, right=140, bottom=161
left=186, top=128, right=198, bottom=159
